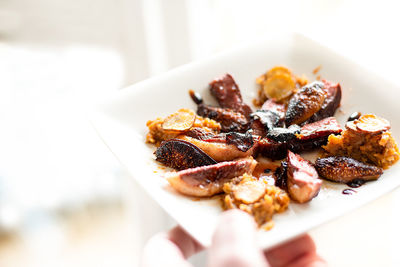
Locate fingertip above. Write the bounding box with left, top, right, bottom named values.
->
left=168, top=226, right=204, bottom=259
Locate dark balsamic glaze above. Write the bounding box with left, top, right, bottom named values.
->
left=346, top=179, right=366, bottom=188
left=347, top=112, right=361, bottom=122
left=342, top=188, right=357, bottom=195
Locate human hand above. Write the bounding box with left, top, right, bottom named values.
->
left=142, top=209, right=327, bottom=267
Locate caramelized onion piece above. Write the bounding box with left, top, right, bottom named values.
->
left=263, top=73, right=295, bottom=102
left=354, top=114, right=390, bottom=134
left=162, top=109, right=196, bottom=132
left=155, top=139, right=217, bottom=170
left=315, top=156, right=383, bottom=183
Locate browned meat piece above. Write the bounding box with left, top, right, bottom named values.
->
left=225, top=131, right=255, bottom=152
left=261, top=99, right=287, bottom=123
left=177, top=135, right=256, bottom=162
left=315, top=156, right=383, bottom=183
left=251, top=110, right=281, bottom=131
left=286, top=151, right=322, bottom=203
left=183, top=128, right=256, bottom=152
left=288, top=117, right=342, bottom=152
left=166, top=157, right=257, bottom=197
left=296, top=117, right=342, bottom=141
left=274, top=161, right=288, bottom=190
left=267, top=125, right=301, bottom=143
left=307, top=80, right=342, bottom=123
left=155, top=139, right=217, bottom=170
left=197, top=104, right=250, bottom=133
left=285, top=81, right=326, bottom=126
left=250, top=119, right=267, bottom=137
left=184, top=127, right=216, bottom=140
left=257, top=138, right=287, bottom=160
left=209, top=74, right=253, bottom=118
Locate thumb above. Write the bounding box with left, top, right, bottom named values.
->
left=207, top=209, right=269, bottom=267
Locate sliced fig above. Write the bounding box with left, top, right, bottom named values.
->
left=166, top=157, right=257, bottom=197
left=354, top=114, right=390, bottom=134
left=177, top=135, right=256, bottom=162
left=307, top=80, right=342, bottom=123
left=209, top=74, right=253, bottom=118
left=197, top=104, right=250, bottom=133
left=162, top=108, right=196, bottom=132
left=155, top=139, right=217, bottom=170
left=315, top=156, right=383, bottom=183
left=267, top=125, right=301, bottom=143
left=286, top=151, right=322, bottom=203
left=285, top=81, right=326, bottom=126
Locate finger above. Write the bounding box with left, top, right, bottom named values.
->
left=168, top=226, right=205, bottom=258
left=265, top=234, right=326, bottom=267
left=208, top=209, right=269, bottom=267
left=142, top=226, right=203, bottom=267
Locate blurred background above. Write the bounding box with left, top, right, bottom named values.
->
left=0, top=0, right=399, bottom=266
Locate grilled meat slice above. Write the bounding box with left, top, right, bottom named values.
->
left=155, top=139, right=217, bottom=170
left=257, top=138, right=287, bottom=160
left=251, top=110, right=281, bottom=131
left=307, top=80, right=342, bottom=123
left=197, top=104, right=250, bottom=133
left=289, top=117, right=342, bottom=152
left=285, top=81, right=326, bottom=126
left=315, top=156, right=383, bottom=183
left=261, top=99, right=287, bottom=123
left=177, top=135, right=256, bottom=162
left=286, top=151, right=322, bottom=203
left=209, top=73, right=253, bottom=118
left=296, top=117, right=342, bottom=141
left=267, top=125, right=301, bottom=143
left=166, top=157, right=257, bottom=197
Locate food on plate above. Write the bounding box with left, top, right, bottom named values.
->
left=315, top=156, right=383, bottom=183
left=161, top=108, right=196, bottom=132
left=285, top=81, right=326, bottom=126
left=146, top=109, right=221, bottom=145
left=166, top=157, right=257, bottom=197
left=222, top=173, right=289, bottom=229
left=155, top=139, right=217, bottom=170
left=177, top=135, right=256, bottom=162
left=323, top=114, right=400, bottom=169
left=145, top=65, right=399, bottom=230
left=210, top=74, right=253, bottom=118
left=255, top=66, right=306, bottom=103
left=306, top=80, right=342, bottom=123
left=196, top=103, right=250, bottom=133
left=262, top=73, right=295, bottom=102
left=286, top=151, right=322, bottom=203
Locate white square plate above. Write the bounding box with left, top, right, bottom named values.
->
left=90, top=33, right=400, bottom=249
